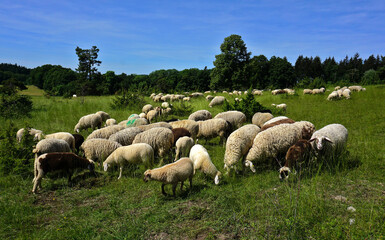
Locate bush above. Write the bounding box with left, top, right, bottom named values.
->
left=0, top=94, right=33, bottom=119
left=361, top=69, right=380, bottom=85
left=110, top=90, right=146, bottom=112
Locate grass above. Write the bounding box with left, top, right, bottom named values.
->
left=1, top=85, right=385, bottom=239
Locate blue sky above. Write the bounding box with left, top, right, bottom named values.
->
left=1, top=0, right=385, bottom=74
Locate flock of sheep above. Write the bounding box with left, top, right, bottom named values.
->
left=18, top=87, right=353, bottom=196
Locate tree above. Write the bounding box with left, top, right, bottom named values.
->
left=210, top=34, right=251, bottom=90
left=249, top=55, right=269, bottom=89
left=268, top=56, right=295, bottom=88
left=75, top=46, right=102, bottom=95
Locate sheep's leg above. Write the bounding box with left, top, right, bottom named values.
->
left=161, top=184, right=167, bottom=196
left=189, top=176, right=193, bottom=190
left=118, top=166, right=123, bottom=180
left=172, top=183, right=177, bottom=197
left=180, top=181, right=184, bottom=190
left=32, top=172, right=43, bottom=193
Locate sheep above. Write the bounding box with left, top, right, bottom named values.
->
left=183, top=97, right=190, bottom=101
left=137, top=122, right=172, bottom=131
left=175, top=136, right=194, bottom=161
left=303, top=89, right=313, bottom=94
left=74, top=113, right=103, bottom=133
left=335, top=86, right=341, bottom=90
left=342, top=89, right=351, bottom=99
left=272, top=103, right=287, bottom=111
left=105, top=118, right=117, bottom=126
left=244, top=121, right=315, bottom=172
left=188, top=110, right=212, bottom=122
left=161, top=102, right=170, bottom=108
left=86, top=125, right=125, bottom=140
left=143, top=157, right=194, bottom=196
left=80, top=139, right=122, bottom=162
left=189, top=144, right=222, bottom=185
left=349, top=85, right=363, bottom=92
left=96, top=111, right=111, bottom=122
left=252, top=112, right=273, bottom=127
left=147, top=107, right=161, bottom=123
left=214, top=110, right=246, bottom=130
left=132, top=127, right=174, bottom=160
left=44, top=132, right=76, bottom=152
left=142, top=104, right=153, bottom=114
left=103, top=143, right=154, bottom=179
left=224, top=124, right=260, bottom=173
left=161, top=107, right=172, bottom=115
left=33, top=138, right=71, bottom=158
left=327, top=91, right=340, bottom=100
left=172, top=128, right=191, bottom=144
left=260, top=118, right=295, bottom=132
left=209, top=96, right=225, bottom=107
left=309, top=123, right=348, bottom=158
left=263, top=116, right=289, bottom=126
left=124, top=118, right=149, bottom=128
left=197, top=118, right=231, bottom=145
left=139, top=113, right=146, bottom=119
left=252, top=90, right=263, bottom=96
left=169, top=120, right=199, bottom=140
left=16, top=128, right=43, bottom=142
left=32, top=152, right=95, bottom=193
left=72, top=133, right=84, bottom=153
left=206, top=95, right=214, bottom=101
left=272, top=89, right=286, bottom=95
left=127, top=114, right=140, bottom=120
left=284, top=88, right=295, bottom=95
left=279, top=139, right=313, bottom=180
left=108, top=127, right=143, bottom=146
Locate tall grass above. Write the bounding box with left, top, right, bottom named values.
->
left=1, top=85, right=384, bottom=239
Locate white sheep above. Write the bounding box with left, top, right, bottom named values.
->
left=309, top=123, right=348, bottom=157
left=142, top=104, right=153, bottom=114
left=209, top=96, right=225, bottom=107
left=188, top=110, right=212, bottom=122
left=86, top=125, right=125, bottom=140
left=147, top=107, right=161, bottom=123
left=33, top=138, right=71, bottom=158
left=139, top=113, right=146, bottom=119
left=16, top=128, right=43, bottom=142
left=169, top=120, right=199, bottom=140
left=143, top=157, right=194, bottom=196
left=132, top=127, right=174, bottom=160
left=342, top=89, right=351, bottom=99
left=80, top=138, right=122, bottom=162
left=189, top=144, right=222, bottom=185
left=44, top=132, right=76, bottom=151
left=175, top=136, right=194, bottom=161
left=206, top=95, right=214, bottom=101
left=224, top=124, right=260, bottom=173
left=197, top=118, right=231, bottom=145
left=183, top=97, right=191, bottom=101
left=214, top=110, right=246, bottom=130
left=161, top=102, right=170, bottom=108
left=108, top=127, right=143, bottom=146
left=303, top=89, right=313, bottom=94
left=124, top=118, right=149, bottom=128
left=105, top=118, right=117, bottom=126
left=272, top=103, right=287, bottom=111
left=96, top=111, right=111, bottom=122
left=137, top=122, right=172, bottom=131
left=252, top=112, right=273, bottom=127
left=74, top=113, right=103, bottom=133
left=348, top=85, right=363, bottom=92
left=103, top=143, right=154, bottom=179
left=327, top=91, right=340, bottom=100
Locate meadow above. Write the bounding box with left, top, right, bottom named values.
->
left=1, top=85, right=384, bottom=239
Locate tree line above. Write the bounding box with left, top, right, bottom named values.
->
left=1, top=34, right=385, bottom=96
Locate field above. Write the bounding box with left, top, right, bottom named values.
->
left=1, top=85, right=385, bottom=239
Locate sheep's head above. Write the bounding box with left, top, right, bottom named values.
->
left=214, top=172, right=222, bottom=185
left=88, top=160, right=95, bottom=172
left=309, top=136, right=332, bottom=151
left=143, top=170, right=152, bottom=182
left=279, top=167, right=291, bottom=180
left=103, top=162, right=109, bottom=172
left=244, top=160, right=256, bottom=173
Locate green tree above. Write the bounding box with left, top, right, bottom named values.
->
left=268, top=56, right=295, bottom=88
left=361, top=69, right=380, bottom=85
left=75, top=46, right=102, bottom=95
left=249, top=55, right=269, bottom=89
left=210, top=34, right=251, bottom=90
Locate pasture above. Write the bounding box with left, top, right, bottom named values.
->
left=1, top=85, right=384, bottom=239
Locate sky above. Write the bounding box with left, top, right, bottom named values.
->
left=1, top=0, right=385, bottom=74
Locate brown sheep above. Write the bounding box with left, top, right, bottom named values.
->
left=172, top=128, right=191, bottom=145
left=279, top=139, right=312, bottom=180
left=260, top=118, right=295, bottom=131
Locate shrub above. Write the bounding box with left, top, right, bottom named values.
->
left=110, top=90, right=146, bottom=112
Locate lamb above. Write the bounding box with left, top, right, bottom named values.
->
left=169, top=120, right=199, bottom=140
left=309, top=123, right=348, bottom=158
left=142, top=104, right=153, bottom=114
left=214, top=110, right=246, bottom=130
left=143, top=157, right=194, bottom=196
left=188, top=110, right=212, bottom=121
left=147, top=107, right=161, bottom=123
left=72, top=133, right=84, bottom=153
left=132, top=127, right=174, bottom=160
left=103, top=143, right=154, bottom=179
left=279, top=139, right=312, bottom=180
left=244, top=121, right=315, bottom=172
left=105, top=118, right=117, bottom=126
left=263, top=116, right=289, bottom=126
left=175, top=136, right=194, bottom=160
left=74, top=113, right=103, bottom=133
left=86, top=125, right=125, bottom=140
left=224, top=124, right=260, bottom=173
left=96, top=111, right=111, bottom=122
left=108, top=127, right=143, bottom=146
left=44, top=132, right=76, bottom=151
left=209, top=96, right=225, bottom=107
left=137, top=122, right=172, bottom=131
left=252, top=112, right=273, bottom=127
left=33, top=138, right=71, bottom=158
left=260, top=118, right=295, bottom=131
left=197, top=118, right=231, bottom=144
left=189, top=144, right=222, bottom=185
left=16, top=128, right=43, bottom=142
left=80, top=138, right=122, bottom=162
left=32, top=152, right=95, bottom=193
left=172, top=128, right=191, bottom=144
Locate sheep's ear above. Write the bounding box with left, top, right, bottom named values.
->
left=309, top=138, right=316, bottom=142
left=324, top=137, right=333, bottom=143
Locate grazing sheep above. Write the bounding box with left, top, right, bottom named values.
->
left=189, top=144, right=222, bottom=185
left=108, top=127, right=143, bottom=146
left=105, top=118, right=117, bottom=126
left=44, top=132, right=76, bottom=152
left=81, top=139, right=122, bottom=162
left=72, top=133, right=84, bottom=153
left=183, top=97, right=190, bottom=101
left=16, top=128, right=43, bottom=142
left=279, top=139, right=312, bottom=180
left=172, top=128, right=191, bottom=144
left=263, top=116, right=289, bottom=126
left=86, top=125, right=124, bottom=140
left=260, top=118, right=295, bottom=132
left=272, top=89, right=286, bottom=95
left=284, top=88, right=295, bottom=95
left=224, top=124, right=260, bottom=173
left=123, top=118, right=149, bottom=128
left=127, top=114, right=140, bottom=120
left=209, top=96, right=225, bottom=107
left=137, top=122, right=172, bottom=131
left=142, top=104, right=153, bottom=114
left=342, top=89, right=351, bottom=99
left=272, top=103, right=287, bottom=111
left=303, top=89, right=313, bottom=94
left=175, top=136, right=194, bottom=161
left=252, top=112, right=274, bottom=127
left=133, top=127, right=174, bottom=159
left=161, top=102, right=170, bottom=108
left=103, top=143, right=154, bottom=179
left=327, top=91, right=340, bottom=100
left=32, top=152, right=95, bottom=193
left=139, top=113, right=146, bottom=119
left=252, top=90, right=263, bottom=95
left=169, top=120, right=199, bottom=140
left=33, top=139, right=71, bottom=158
left=188, top=110, right=212, bottom=122
left=244, top=121, right=315, bottom=172
left=143, top=157, right=194, bottom=196
left=206, top=95, right=214, bottom=101
left=197, top=118, right=231, bottom=145
left=74, top=113, right=103, bottom=133
left=309, top=123, right=348, bottom=157
left=147, top=107, right=161, bottom=123
left=214, top=110, right=246, bottom=130
left=348, top=85, right=363, bottom=92
left=96, top=111, right=111, bottom=122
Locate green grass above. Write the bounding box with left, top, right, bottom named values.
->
left=18, top=85, right=46, bottom=96
left=1, top=86, right=385, bottom=239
